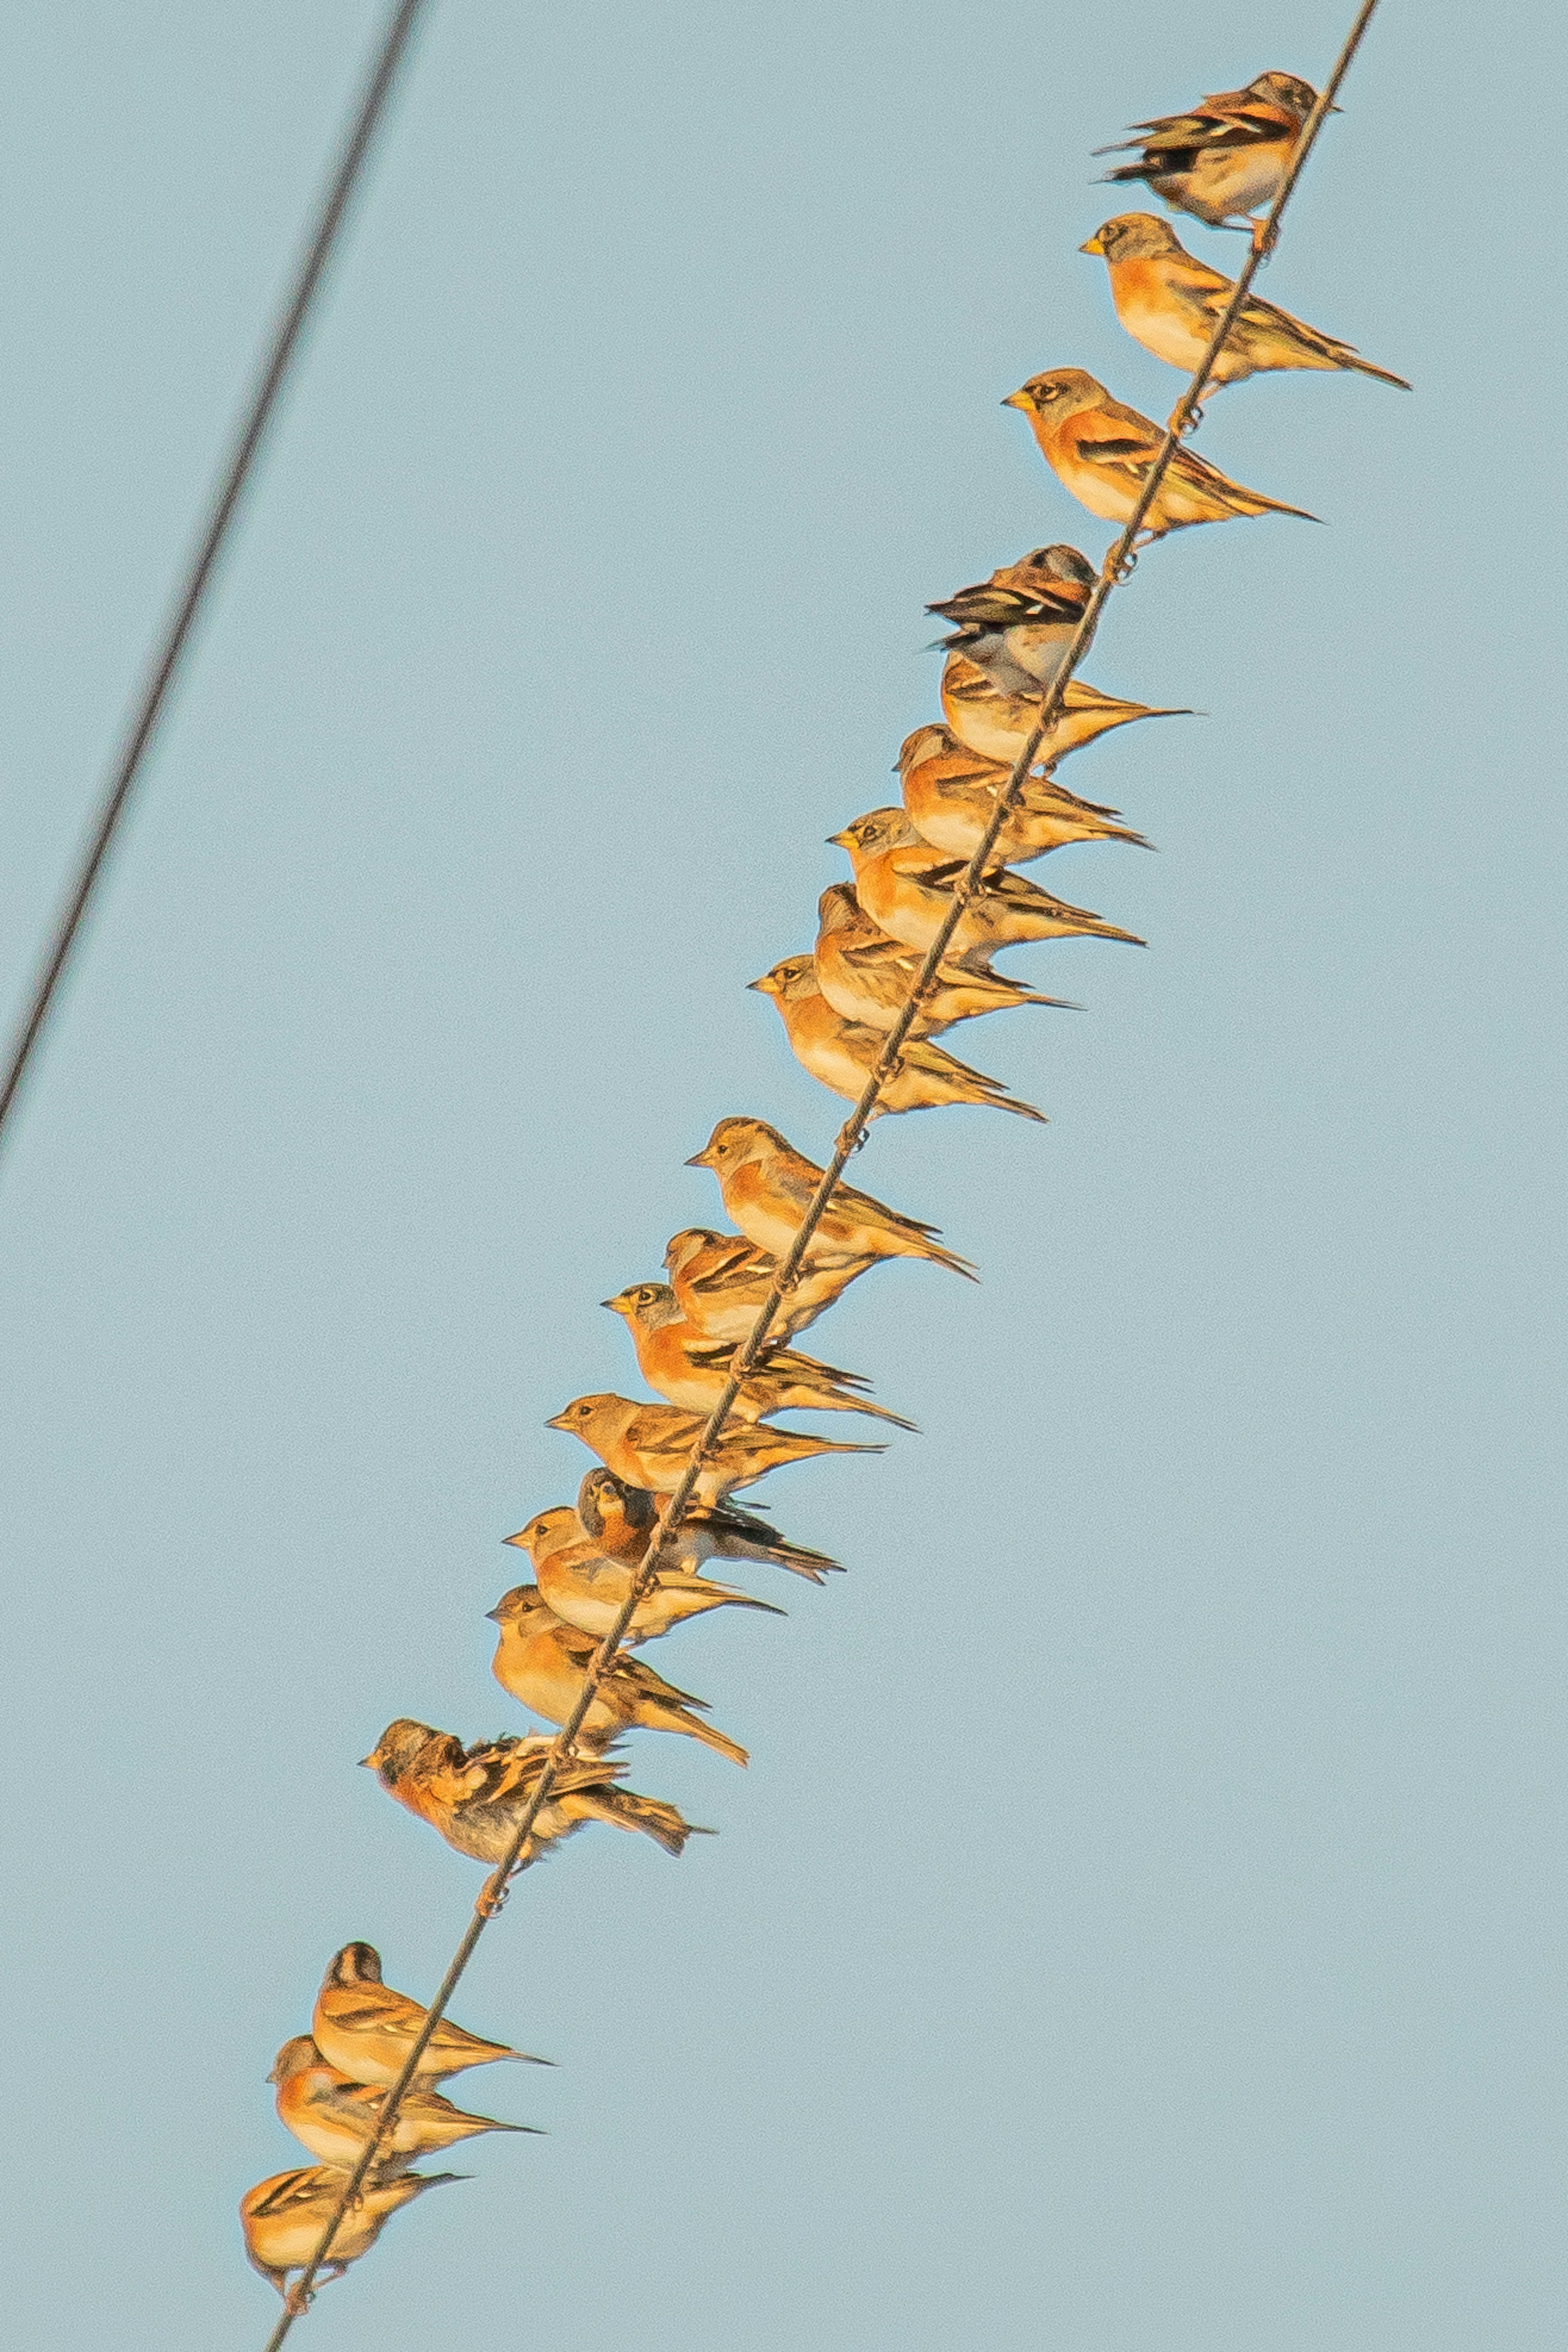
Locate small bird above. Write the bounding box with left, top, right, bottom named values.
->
left=269, top=2036, right=537, bottom=2174
left=896, top=726, right=1150, bottom=865
left=664, top=1227, right=877, bottom=1346
left=488, top=1584, right=749, bottom=1763
left=545, top=1392, right=884, bottom=1501
left=1004, top=368, right=1317, bottom=537
left=576, top=1464, right=841, bottom=1583
left=601, top=1279, right=911, bottom=1425
left=831, top=808, right=1143, bottom=960
left=940, top=656, right=1188, bottom=770
left=751, top=954, right=1047, bottom=1122
left=363, top=1719, right=702, bottom=1864
left=241, top=2165, right=461, bottom=2307
left=1080, top=213, right=1409, bottom=404
left=815, top=884, right=1070, bottom=1032
left=662, top=1495, right=844, bottom=1582
left=926, top=544, right=1096, bottom=696
left=687, top=1115, right=976, bottom=1278
left=506, top=1504, right=783, bottom=1642
left=311, top=1942, right=547, bottom=2090
left=1094, top=70, right=1320, bottom=249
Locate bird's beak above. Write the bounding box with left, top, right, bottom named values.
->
left=746, top=975, right=771, bottom=993
left=826, top=829, right=850, bottom=848
left=484, top=1604, right=502, bottom=1620
left=599, top=1297, right=618, bottom=1310
left=1078, top=233, right=1105, bottom=254
left=1001, top=389, right=1029, bottom=411
left=684, top=1149, right=710, bottom=1168
left=358, top=1753, right=376, bottom=1769
left=503, top=1528, right=528, bottom=1547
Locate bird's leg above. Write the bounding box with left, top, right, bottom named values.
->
left=1247, top=214, right=1277, bottom=258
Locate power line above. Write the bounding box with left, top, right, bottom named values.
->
left=0, top=0, right=433, bottom=1164
left=257, top=3, right=1383, bottom=2337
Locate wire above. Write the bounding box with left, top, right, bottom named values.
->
left=0, top=0, right=433, bottom=1166
left=257, top=3, right=1383, bottom=2337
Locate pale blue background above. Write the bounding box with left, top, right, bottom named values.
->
left=4, top=2, right=1565, bottom=2345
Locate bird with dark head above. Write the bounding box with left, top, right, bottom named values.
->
left=1094, top=69, right=1322, bottom=249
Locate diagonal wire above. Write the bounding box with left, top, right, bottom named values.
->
left=257, top=3, right=1382, bottom=2338
left=0, top=0, right=433, bottom=1165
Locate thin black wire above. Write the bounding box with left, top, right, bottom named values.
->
left=0, top=0, right=432, bottom=1163
left=258, top=3, right=1383, bottom=2336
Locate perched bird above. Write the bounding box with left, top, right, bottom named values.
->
left=664, top=1227, right=876, bottom=1346
left=751, top=954, right=1047, bottom=1122
left=575, top=1463, right=840, bottom=1583
left=363, top=1719, right=702, bottom=1864
left=488, top=1584, right=748, bottom=1763
left=601, top=1279, right=911, bottom=1425
left=269, top=2036, right=537, bottom=2174
left=1081, top=213, right=1409, bottom=401
left=506, top=1503, right=784, bottom=1642
left=940, top=656, right=1188, bottom=770
left=311, top=1942, right=546, bottom=2090
left=926, top=544, right=1096, bottom=696
left=896, top=726, right=1149, bottom=866
left=815, top=884, right=1070, bottom=1032
left=546, top=1392, right=884, bottom=1501
left=831, top=808, right=1143, bottom=960
left=1004, top=368, right=1317, bottom=537
left=241, top=2165, right=460, bottom=2306
left=687, top=1115, right=976, bottom=1278
left=1094, top=70, right=1320, bottom=248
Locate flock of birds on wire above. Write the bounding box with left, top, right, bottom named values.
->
left=242, top=64, right=1407, bottom=2313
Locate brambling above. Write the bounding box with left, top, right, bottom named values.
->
left=1081, top=213, right=1409, bottom=405
left=751, top=955, right=1048, bottom=1123
left=895, top=726, right=1149, bottom=865
left=601, top=1280, right=912, bottom=1426
left=574, top=1463, right=840, bottom=1582
left=1004, top=369, right=1317, bottom=537
left=1094, top=70, right=1320, bottom=249
left=241, top=2165, right=461, bottom=2305
left=269, top=2037, right=537, bottom=2174
left=664, top=1227, right=877, bottom=1345
left=505, top=1513, right=781, bottom=1643
left=687, top=1116, right=977, bottom=1278
left=816, top=883, right=1074, bottom=1032
left=662, top=1495, right=843, bottom=1581
left=362, top=1719, right=701, bottom=1863
left=545, top=1392, right=884, bottom=1501
left=312, top=1942, right=546, bottom=2089
left=939, top=657, right=1188, bottom=770
left=831, top=809, right=1143, bottom=959
left=488, top=1584, right=748, bottom=1763
left=926, top=543, right=1096, bottom=697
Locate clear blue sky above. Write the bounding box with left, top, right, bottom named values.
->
left=4, top=2, right=1566, bottom=2346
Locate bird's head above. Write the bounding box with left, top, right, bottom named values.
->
left=830, top=808, right=912, bottom=861
left=685, top=1115, right=781, bottom=1172
left=1249, top=70, right=1319, bottom=120
left=545, top=1392, right=627, bottom=1446
left=267, top=2036, right=319, bottom=2087
left=1003, top=368, right=1104, bottom=423
left=601, top=1280, right=678, bottom=1328
left=359, top=1720, right=437, bottom=1781
left=1080, top=212, right=1180, bottom=263
left=503, top=1504, right=575, bottom=1555
left=663, top=1227, right=724, bottom=1275
left=894, top=722, right=952, bottom=775
left=485, top=1582, right=545, bottom=1626
left=577, top=1466, right=657, bottom=1540
left=322, top=1941, right=383, bottom=1991
left=815, top=882, right=863, bottom=937
left=748, top=956, right=817, bottom=1002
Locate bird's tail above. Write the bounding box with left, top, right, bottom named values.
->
left=599, top=1787, right=704, bottom=1855
left=1348, top=354, right=1412, bottom=390
left=648, top=1702, right=749, bottom=1767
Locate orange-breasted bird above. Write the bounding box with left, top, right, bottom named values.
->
left=505, top=1501, right=785, bottom=1642
left=601, top=1279, right=911, bottom=1424
left=751, top=954, right=1047, bottom=1122
left=311, top=1942, right=547, bottom=2089
left=939, top=656, right=1189, bottom=770
left=362, top=1719, right=702, bottom=1865
left=1094, top=70, right=1320, bottom=249
left=831, top=808, right=1143, bottom=960
left=926, top=544, right=1096, bottom=697
left=488, top=1584, right=748, bottom=1763
left=815, top=884, right=1071, bottom=1031
left=687, top=1116, right=976, bottom=1278
left=241, top=2165, right=461, bottom=2307
left=545, top=1392, right=884, bottom=1501
left=895, top=727, right=1149, bottom=865
left=664, top=1227, right=877, bottom=1345
left=269, top=2036, right=537, bottom=2174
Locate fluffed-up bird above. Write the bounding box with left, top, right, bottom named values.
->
left=832, top=808, right=1143, bottom=960
left=1094, top=69, right=1320, bottom=248
left=751, top=954, right=1047, bottom=1122
left=506, top=1500, right=784, bottom=1642
left=546, top=1392, right=884, bottom=1501
left=269, top=2036, right=537, bottom=2174
left=687, top=1115, right=976, bottom=1277
left=940, top=656, right=1189, bottom=769
left=1081, top=213, right=1409, bottom=401
left=926, top=543, right=1096, bottom=696
left=664, top=1227, right=877, bottom=1345
left=601, top=1279, right=912, bottom=1425
left=362, top=1719, right=702, bottom=1864
left=311, top=1942, right=547, bottom=2089
left=896, top=726, right=1150, bottom=864
left=815, top=884, right=1071, bottom=1031
left=241, top=2165, right=461, bottom=2306
left=1004, top=368, right=1317, bottom=537
left=488, top=1584, right=749, bottom=1763
left=575, top=1462, right=840, bottom=1582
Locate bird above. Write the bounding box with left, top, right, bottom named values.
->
left=687, top=1115, right=977, bottom=1278
left=601, top=1279, right=912, bottom=1425
left=505, top=1503, right=784, bottom=1642
left=1004, top=368, right=1317, bottom=537
left=664, top=1227, right=877, bottom=1346
left=895, top=726, right=1150, bottom=865
left=487, top=1583, right=749, bottom=1763
left=1080, top=213, right=1409, bottom=405
left=363, top=1719, right=703, bottom=1864
left=241, top=2165, right=461, bottom=2307
left=751, top=954, right=1048, bottom=1122
left=815, top=884, right=1071, bottom=1031
left=574, top=1463, right=840, bottom=1583
left=926, top=543, right=1096, bottom=696
left=1094, top=69, right=1320, bottom=249
left=830, top=808, right=1143, bottom=960
left=311, top=1942, right=548, bottom=2090
left=269, top=2036, right=537, bottom=2175
left=545, top=1392, right=884, bottom=1501
left=939, top=656, right=1189, bottom=770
